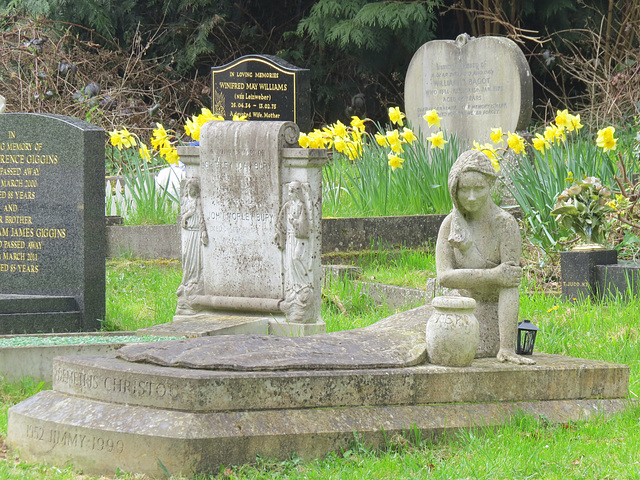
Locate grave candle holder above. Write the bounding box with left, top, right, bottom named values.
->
left=516, top=319, right=539, bottom=355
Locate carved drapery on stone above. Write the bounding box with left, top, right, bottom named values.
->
left=176, top=177, right=208, bottom=315
left=275, top=180, right=315, bottom=322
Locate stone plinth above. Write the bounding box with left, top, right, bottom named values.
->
left=7, top=352, right=629, bottom=478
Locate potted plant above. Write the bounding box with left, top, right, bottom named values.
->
left=551, top=175, right=618, bottom=300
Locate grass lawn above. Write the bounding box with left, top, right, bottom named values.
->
left=1, top=248, right=639, bottom=479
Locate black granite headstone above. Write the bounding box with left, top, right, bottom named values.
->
left=560, top=249, right=617, bottom=301
left=211, top=55, right=310, bottom=131
left=595, top=263, right=640, bottom=300
left=0, top=113, right=105, bottom=333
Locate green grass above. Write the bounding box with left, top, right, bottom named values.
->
left=2, top=248, right=640, bottom=479
left=104, top=257, right=183, bottom=331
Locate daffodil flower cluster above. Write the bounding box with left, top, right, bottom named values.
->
left=550, top=174, right=614, bottom=245
left=109, top=108, right=246, bottom=166
left=298, top=117, right=367, bottom=160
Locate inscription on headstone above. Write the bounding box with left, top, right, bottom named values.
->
left=405, top=34, right=533, bottom=145
left=211, top=55, right=310, bottom=131
left=0, top=113, right=105, bottom=333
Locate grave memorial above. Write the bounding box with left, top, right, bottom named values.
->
left=405, top=33, right=533, bottom=145
left=145, top=120, right=327, bottom=337
left=212, top=54, right=311, bottom=131
left=7, top=149, right=630, bottom=477
left=0, top=113, right=105, bottom=333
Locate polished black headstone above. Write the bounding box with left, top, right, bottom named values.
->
left=0, top=113, right=105, bottom=333
left=211, top=55, right=310, bottom=131
left=560, top=249, right=617, bottom=301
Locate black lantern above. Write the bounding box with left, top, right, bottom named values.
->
left=516, top=320, right=539, bottom=355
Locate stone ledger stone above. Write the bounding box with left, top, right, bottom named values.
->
left=405, top=34, right=533, bottom=145
left=0, top=114, right=105, bottom=333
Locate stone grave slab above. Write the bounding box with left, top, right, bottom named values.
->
left=212, top=55, right=310, bottom=131
left=0, top=113, right=105, bottom=333
left=7, top=346, right=629, bottom=477
left=405, top=34, right=533, bottom=145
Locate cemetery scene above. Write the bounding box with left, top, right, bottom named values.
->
left=1, top=2, right=640, bottom=479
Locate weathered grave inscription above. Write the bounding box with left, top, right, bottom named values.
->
left=0, top=113, right=105, bottom=332
left=405, top=34, right=533, bottom=145
left=212, top=54, right=310, bottom=131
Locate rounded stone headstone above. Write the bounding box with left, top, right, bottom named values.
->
left=405, top=34, right=532, bottom=146
left=426, top=295, right=479, bottom=367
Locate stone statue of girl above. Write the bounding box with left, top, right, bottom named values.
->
left=176, top=177, right=208, bottom=315
left=435, top=149, right=535, bottom=365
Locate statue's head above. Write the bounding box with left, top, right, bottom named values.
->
left=448, top=150, right=497, bottom=214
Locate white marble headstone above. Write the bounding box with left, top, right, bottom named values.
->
left=405, top=34, right=533, bottom=145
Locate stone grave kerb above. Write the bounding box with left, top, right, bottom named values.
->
left=405, top=34, right=533, bottom=146
left=176, top=121, right=327, bottom=336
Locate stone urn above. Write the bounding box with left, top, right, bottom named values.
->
left=426, top=296, right=479, bottom=367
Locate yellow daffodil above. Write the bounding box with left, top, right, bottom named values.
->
left=139, top=143, right=152, bottom=162
left=555, top=109, right=570, bottom=128
left=109, top=128, right=135, bottom=150
left=332, top=120, right=347, bottom=138
left=334, top=136, right=346, bottom=153
left=423, top=109, right=441, bottom=128
left=375, top=133, right=388, bottom=147
left=344, top=141, right=361, bottom=160
left=472, top=141, right=499, bottom=171
left=596, top=126, right=617, bottom=152
left=184, top=116, right=201, bottom=141
left=427, top=131, right=448, bottom=150
left=350, top=116, right=366, bottom=132
left=159, top=144, right=179, bottom=164
left=490, top=127, right=504, bottom=144
left=401, top=127, right=417, bottom=144
left=307, top=131, right=326, bottom=149
left=232, top=114, right=248, bottom=121
left=388, top=107, right=405, bottom=127
left=151, top=123, right=170, bottom=150
left=386, top=129, right=404, bottom=153
left=568, top=114, right=583, bottom=132
left=387, top=153, right=404, bottom=171
left=299, top=133, right=310, bottom=148
left=507, top=132, right=525, bottom=154
left=532, top=133, right=550, bottom=152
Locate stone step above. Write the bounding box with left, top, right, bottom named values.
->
left=7, top=381, right=629, bottom=478
left=51, top=353, right=628, bottom=412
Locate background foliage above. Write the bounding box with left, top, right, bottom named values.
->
left=0, top=0, right=638, bottom=130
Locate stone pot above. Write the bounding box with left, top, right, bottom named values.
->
left=426, top=296, right=479, bottom=367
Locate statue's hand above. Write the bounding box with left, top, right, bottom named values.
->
left=494, top=262, right=522, bottom=287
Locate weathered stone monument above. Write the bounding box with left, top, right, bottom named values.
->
left=142, top=120, right=327, bottom=337
left=405, top=34, right=533, bottom=144
left=0, top=113, right=105, bottom=333
left=212, top=55, right=311, bottom=131
left=6, top=150, right=629, bottom=478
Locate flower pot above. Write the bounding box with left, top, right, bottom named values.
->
left=427, top=296, right=479, bottom=367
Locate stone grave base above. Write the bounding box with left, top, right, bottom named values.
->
left=7, top=353, right=629, bottom=477
left=0, top=294, right=81, bottom=334
left=138, top=311, right=326, bottom=337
